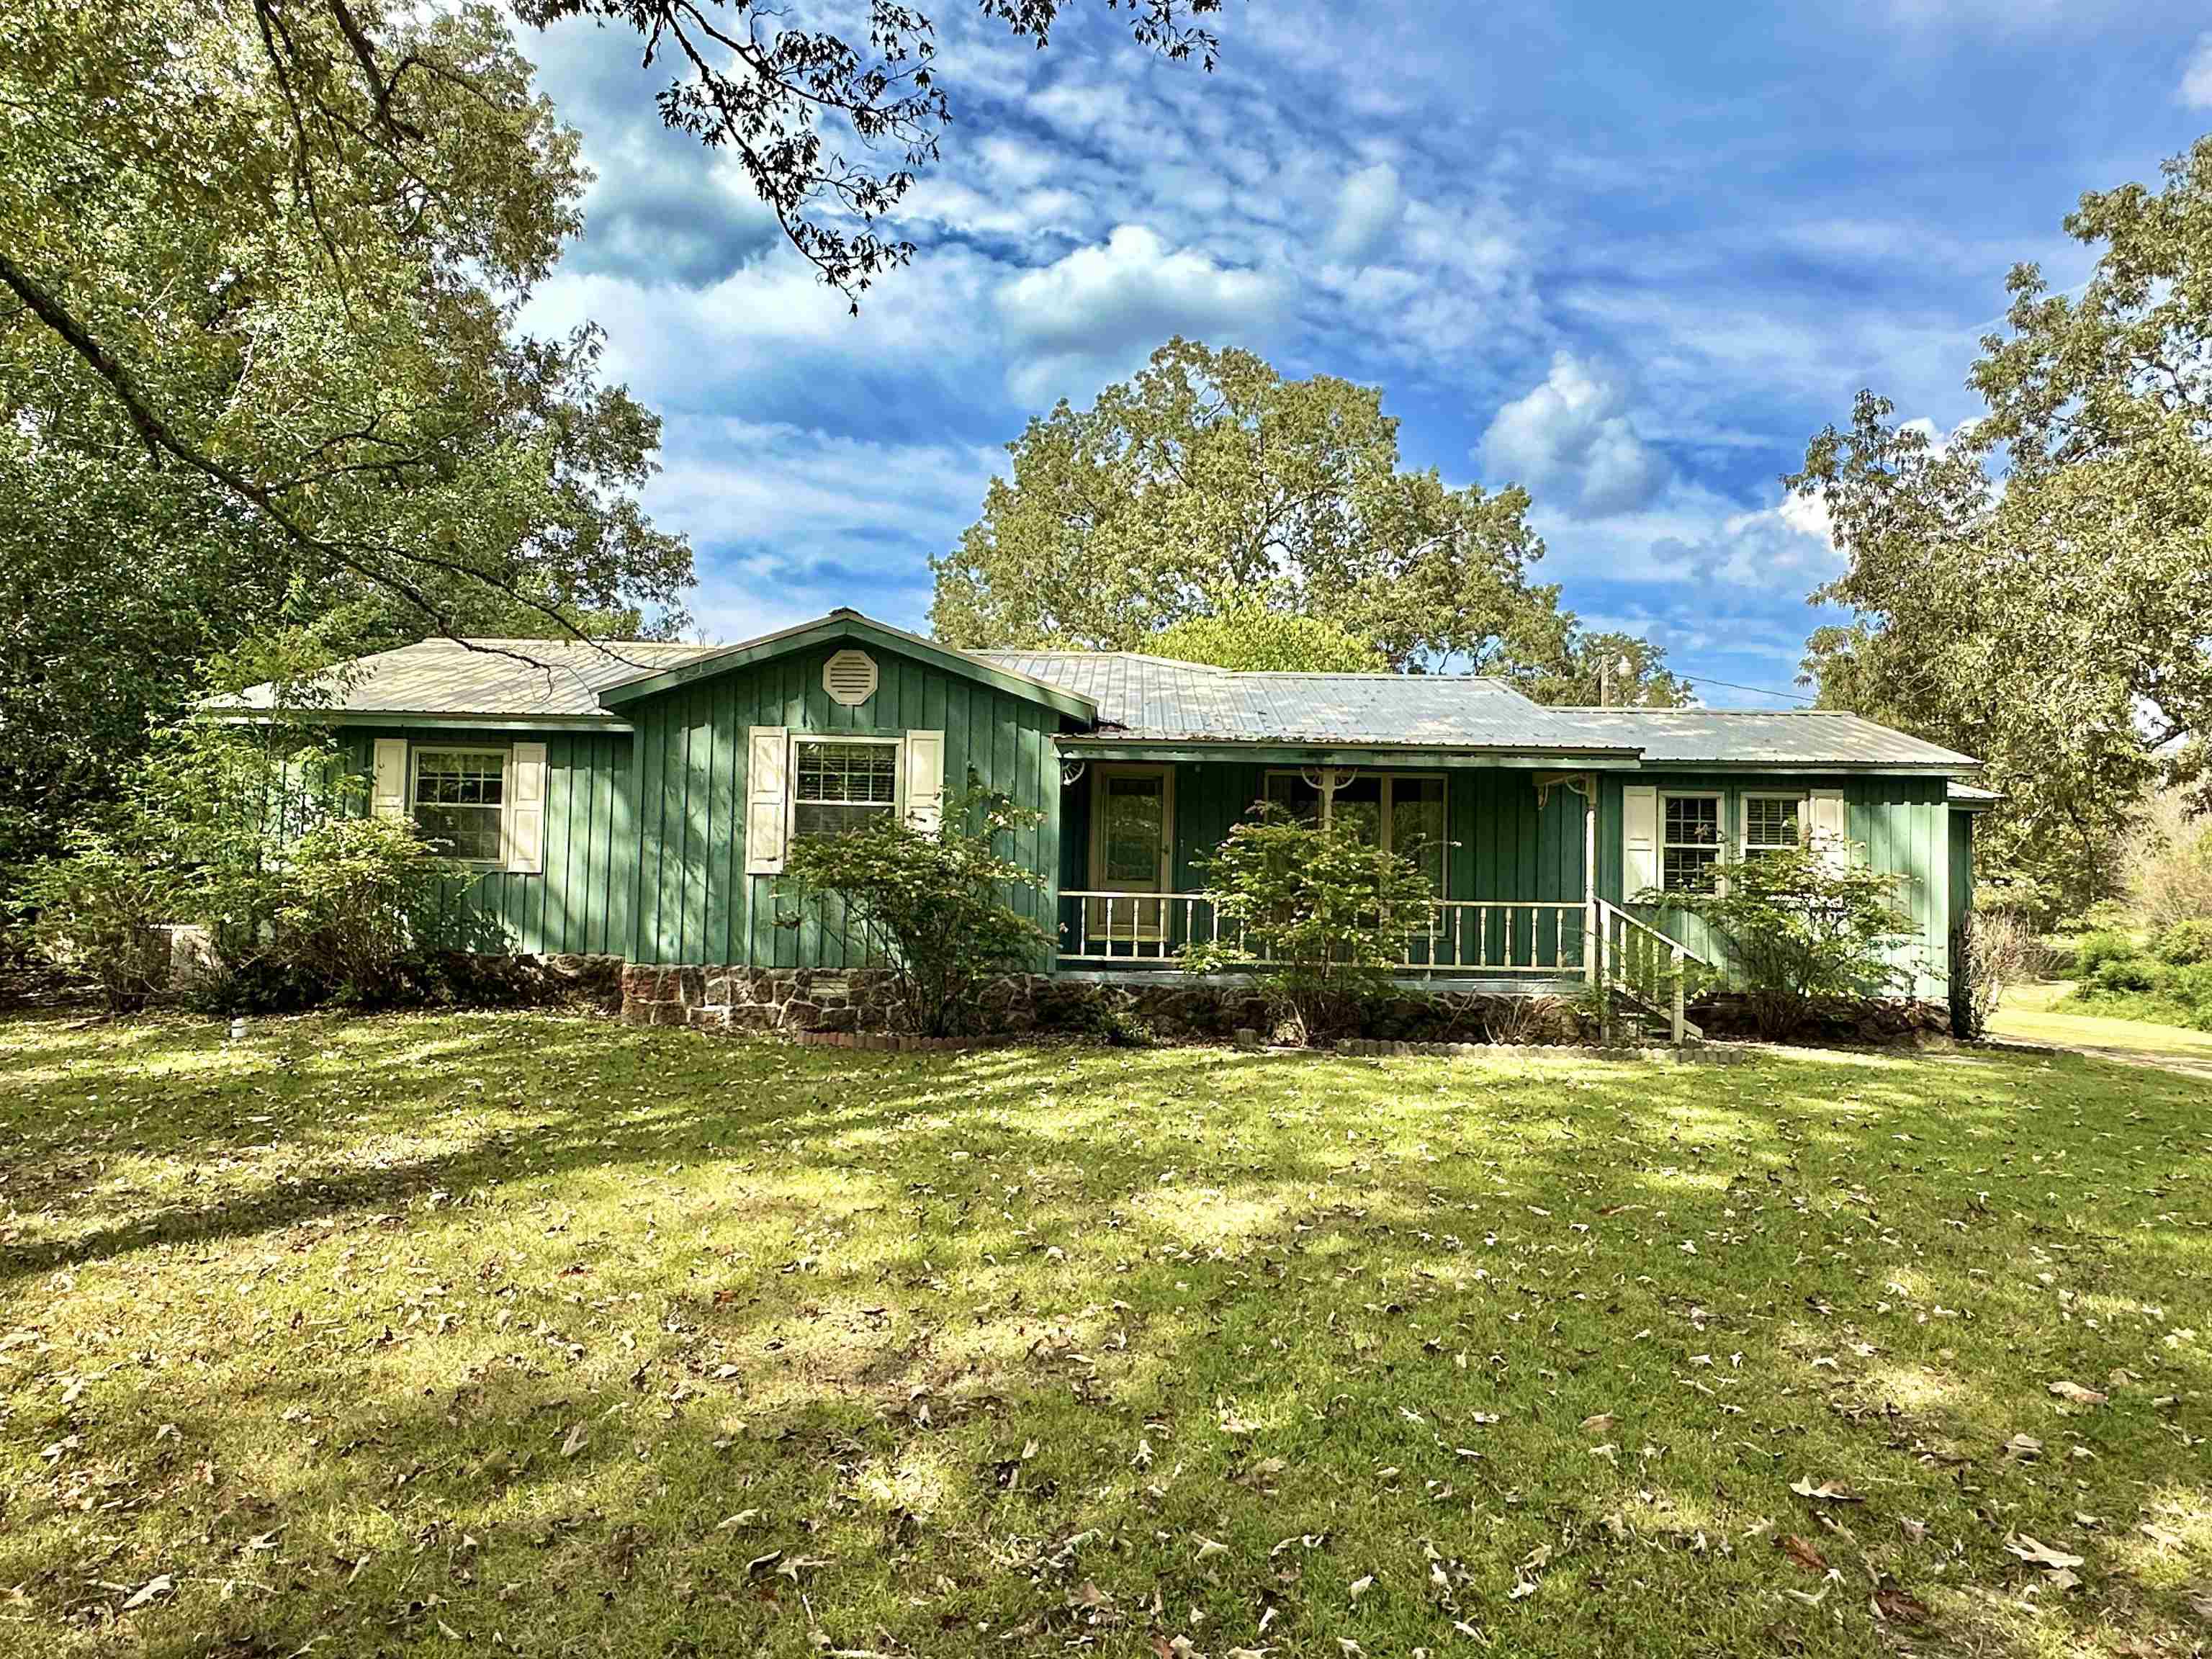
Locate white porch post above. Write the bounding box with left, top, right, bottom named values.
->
left=1583, top=771, right=1600, bottom=988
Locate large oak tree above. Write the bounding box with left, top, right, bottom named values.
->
left=1791, top=136, right=2212, bottom=912
left=931, top=338, right=1687, bottom=702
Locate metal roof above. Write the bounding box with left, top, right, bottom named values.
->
left=1555, top=709, right=1979, bottom=769
left=975, top=652, right=1634, bottom=754
left=219, top=638, right=721, bottom=722
left=220, top=621, right=1983, bottom=773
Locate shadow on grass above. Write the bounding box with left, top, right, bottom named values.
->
left=2, top=1010, right=2207, bottom=1658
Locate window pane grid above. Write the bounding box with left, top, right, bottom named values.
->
left=1743, top=796, right=1801, bottom=852
left=412, top=750, right=505, bottom=862
left=791, top=741, right=896, bottom=842
left=795, top=742, right=896, bottom=806
left=1661, top=796, right=1721, bottom=892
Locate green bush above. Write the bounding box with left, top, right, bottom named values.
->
left=258, top=817, right=491, bottom=1006
left=2072, top=930, right=2140, bottom=979
left=1183, top=805, right=1435, bottom=1046
left=2089, top=956, right=2162, bottom=994
left=11, top=827, right=186, bottom=1013
left=780, top=786, right=1051, bottom=1038
left=1640, top=843, right=1916, bottom=1040
left=2152, top=918, right=2212, bottom=966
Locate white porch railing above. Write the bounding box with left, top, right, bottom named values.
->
left=1058, top=889, right=1722, bottom=1043
left=1592, top=896, right=1714, bottom=1043
left=1056, top=891, right=1592, bottom=975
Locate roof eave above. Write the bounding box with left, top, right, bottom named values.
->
left=203, top=709, right=634, bottom=732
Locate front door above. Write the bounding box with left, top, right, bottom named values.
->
left=1089, top=765, right=1174, bottom=943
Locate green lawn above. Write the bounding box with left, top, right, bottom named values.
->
left=2, top=1013, right=2207, bottom=1658
left=1992, top=981, right=2212, bottom=1079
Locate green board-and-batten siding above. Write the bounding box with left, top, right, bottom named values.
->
left=338, top=728, right=632, bottom=956
left=1596, top=773, right=1953, bottom=997
left=621, top=640, right=1066, bottom=968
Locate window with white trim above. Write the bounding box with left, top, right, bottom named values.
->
left=1660, top=793, right=1722, bottom=891
left=1740, top=794, right=1805, bottom=860
left=1264, top=770, right=1449, bottom=894
left=791, top=739, right=899, bottom=841
left=412, top=748, right=508, bottom=862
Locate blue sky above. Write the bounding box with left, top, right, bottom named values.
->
left=521, top=1, right=2212, bottom=705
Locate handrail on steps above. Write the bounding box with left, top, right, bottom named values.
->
left=1590, top=896, right=1714, bottom=1045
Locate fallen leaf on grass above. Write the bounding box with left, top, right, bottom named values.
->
left=2047, top=1380, right=2107, bottom=1406
left=1776, top=1535, right=1829, bottom=1573
left=558, top=1423, right=587, bottom=1458
left=1347, top=1574, right=1374, bottom=1601
left=120, top=1574, right=173, bottom=1611
left=1193, top=1537, right=1229, bottom=1563
left=2004, top=1534, right=2084, bottom=1570
left=1788, top=1475, right=1863, bottom=1503
left=1578, top=1413, right=1614, bottom=1434
left=1871, top=1580, right=1933, bottom=1625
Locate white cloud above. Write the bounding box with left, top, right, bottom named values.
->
left=647, top=421, right=1002, bottom=642
left=1326, top=162, right=1405, bottom=263
left=2185, top=34, right=2212, bottom=107
left=994, top=225, right=1285, bottom=403
left=1482, top=353, right=1671, bottom=518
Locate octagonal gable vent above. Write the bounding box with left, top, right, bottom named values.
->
left=822, top=648, right=878, bottom=707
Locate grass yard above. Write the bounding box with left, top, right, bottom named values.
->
left=2, top=1013, right=2208, bottom=1659
left=1992, top=983, right=2212, bottom=1082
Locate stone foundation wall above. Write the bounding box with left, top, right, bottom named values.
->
left=1686, top=993, right=1954, bottom=1046
left=616, top=966, right=1599, bottom=1046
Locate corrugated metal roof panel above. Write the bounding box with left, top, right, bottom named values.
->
left=220, top=638, right=720, bottom=720
left=976, top=652, right=1629, bottom=751
left=1559, top=709, right=1979, bottom=768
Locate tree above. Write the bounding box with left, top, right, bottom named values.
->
left=1151, top=590, right=1388, bottom=673
left=0, top=0, right=693, bottom=858
left=1790, top=136, right=2212, bottom=915
left=1516, top=629, right=1692, bottom=707
left=931, top=338, right=1585, bottom=672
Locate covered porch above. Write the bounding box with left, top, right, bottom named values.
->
left=1052, top=752, right=1604, bottom=977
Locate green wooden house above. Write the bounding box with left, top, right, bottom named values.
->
left=229, top=609, right=1989, bottom=1035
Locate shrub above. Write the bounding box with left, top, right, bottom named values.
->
left=2124, top=791, right=2212, bottom=932
left=2089, top=956, right=2162, bottom=995
left=1951, top=909, right=2045, bottom=1040
left=1183, top=806, right=1434, bottom=1046
left=12, top=827, right=186, bottom=1014
left=2152, top=918, right=2212, bottom=966
left=1640, top=843, right=1917, bottom=1040
left=2072, top=930, right=2139, bottom=979
left=780, top=786, right=1051, bottom=1038
left=258, top=817, right=488, bottom=1006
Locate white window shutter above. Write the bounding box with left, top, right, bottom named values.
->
left=372, top=738, right=408, bottom=820
left=1622, top=785, right=1658, bottom=896
left=746, top=726, right=789, bottom=875
left=505, top=742, right=547, bottom=873
left=1809, top=788, right=1849, bottom=870
left=904, top=729, right=945, bottom=834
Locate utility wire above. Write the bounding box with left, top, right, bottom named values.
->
left=1673, top=671, right=1819, bottom=706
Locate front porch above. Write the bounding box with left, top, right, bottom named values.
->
left=1054, top=757, right=1604, bottom=975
